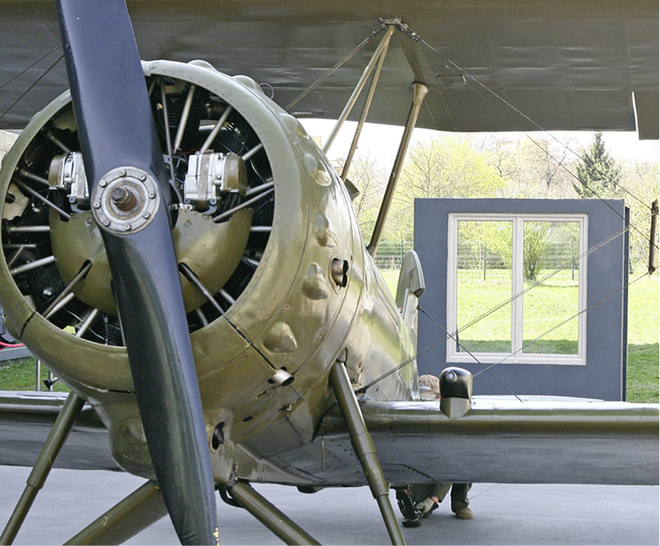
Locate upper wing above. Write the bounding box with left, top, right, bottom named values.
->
left=0, top=391, right=118, bottom=471
left=0, top=1, right=657, bottom=137
left=275, top=397, right=659, bottom=486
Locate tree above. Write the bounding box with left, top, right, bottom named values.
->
left=620, top=159, right=660, bottom=271
left=574, top=132, right=621, bottom=197
left=481, top=134, right=579, bottom=199
left=333, top=154, right=387, bottom=242
left=384, top=135, right=510, bottom=241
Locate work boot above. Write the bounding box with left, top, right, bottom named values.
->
left=415, top=497, right=438, bottom=519
left=453, top=507, right=474, bottom=519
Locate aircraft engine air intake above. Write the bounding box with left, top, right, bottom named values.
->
left=0, top=60, right=415, bottom=476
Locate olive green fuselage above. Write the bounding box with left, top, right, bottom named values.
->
left=0, top=60, right=418, bottom=485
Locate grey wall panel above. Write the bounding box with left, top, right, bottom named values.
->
left=415, top=198, right=627, bottom=401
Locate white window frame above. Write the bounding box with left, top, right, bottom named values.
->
left=447, top=213, right=588, bottom=365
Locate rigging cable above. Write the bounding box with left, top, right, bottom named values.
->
left=472, top=271, right=649, bottom=378
left=395, top=22, right=657, bottom=252
left=356, top=219, right=648, bottom=396
left=285, top=25, right=385, bottom=111
left=0, top=53, right=64, bottom=123
left=0, top=45, right=61, bottom=92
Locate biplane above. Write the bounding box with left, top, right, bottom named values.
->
left=0, top=1, right=657, bottom=544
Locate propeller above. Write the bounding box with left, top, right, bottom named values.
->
left=55, top=1, right=218, bottom=543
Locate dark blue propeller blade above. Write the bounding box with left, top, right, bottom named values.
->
left=55, top=1, right=218, bottom=543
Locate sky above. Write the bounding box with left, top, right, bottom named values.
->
left=300, top=119, right=660, bottom=166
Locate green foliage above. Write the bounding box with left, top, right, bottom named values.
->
left=622, top=161, right=659, bottom=271
left=341, top=154, right=387, bottom=241
left=385, top=135, right=510, bottom=241
left=574, top=132, right=621, bottom=197
left=0, top=357, right=69, bottom=392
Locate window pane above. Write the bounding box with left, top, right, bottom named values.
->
left=456, top=220, right=513, bottom=353
left=522, top=221, right=580, bottom=354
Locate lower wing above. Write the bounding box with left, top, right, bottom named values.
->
left=276, top=396, right=659, bottom=487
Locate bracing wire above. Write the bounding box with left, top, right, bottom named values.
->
left=397, top=22, right=658, bottom=247
left=418, top=307, right=524, bottom=402
left=356, top=219, right=649, bottom=396
left=0, top=53, right=64, bottom=123
left=0, top=45, right=61, bottom=92
left=472, top=271, right=650, bottom=378
left=285, top=25, right=385, bottom=111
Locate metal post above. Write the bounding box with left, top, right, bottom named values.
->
left=649, top=199, right=658, bottom=275
left=65, top=481, right=168, bottom=545
left=483, top=244, right=487, bottom=281
left=226, top=481, right=319, bottom=545
left=340, top=26, right=393, bottom=180
left=329, top=360, right=405, bottom=545
left=323, top=25, right=396, bottom=155
left=34, top=359, right=41, bottom=391
left=1, top=392, right=85, bottom=545
left=367, top=82, right=428, bottom=257
left=571, top=240, right=575, bottom=281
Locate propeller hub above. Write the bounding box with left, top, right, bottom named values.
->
left=110, top=185, right=138, bottom=211
left=91, top=166, right=160, bottom=234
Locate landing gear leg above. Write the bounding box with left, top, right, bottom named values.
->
left=224, top=481, right=320, bottom=545
left=1, top=392, right=84, bottom=545
left=329, top=359, right=406, bottom=545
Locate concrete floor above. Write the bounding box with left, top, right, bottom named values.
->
left=1, top=466, right=657, bottom=545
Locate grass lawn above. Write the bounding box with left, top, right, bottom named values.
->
left=380, top=268, right=657, bottom=402
left=1, top=273, right=657, bottom=402
left=0, top=356, right=69, bottom=392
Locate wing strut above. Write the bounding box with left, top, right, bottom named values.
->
left=322, top=24, right=396, bottom=155
left=340, top=24, right=394, bottom=181
left=0, top=392, right=84, bottom=545
left=367, top=82, right=428, bottom=257
left=329, top=359, right=406, bottom=545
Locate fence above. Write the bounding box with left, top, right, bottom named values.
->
left=373, top=241, right=414, bottom=270
left=457, top=240, right=580, bottom=280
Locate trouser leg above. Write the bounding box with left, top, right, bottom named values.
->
left=430, top=483, right=451, bottom=502
left=449, top=483, right=471, bottom=512
left=408, top=484, right=434, bottom=505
